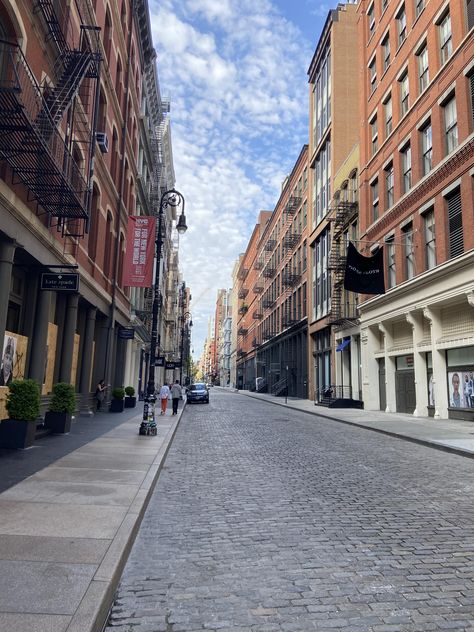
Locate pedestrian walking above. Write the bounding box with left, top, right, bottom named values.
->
left=171, top=380, right=182, bottom=415
left=159, top=383, right=170, bottom=415
left=95, top=379, right=107, bottom=411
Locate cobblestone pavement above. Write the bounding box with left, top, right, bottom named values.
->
left=106, top=390, right=474, bottom=632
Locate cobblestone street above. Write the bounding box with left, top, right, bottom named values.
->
left=106, top=390, right=474, bottom=632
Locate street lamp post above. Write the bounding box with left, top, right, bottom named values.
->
left=140, top=189, right=187, bottom=435
left=179, top=311, right=192, bottom=385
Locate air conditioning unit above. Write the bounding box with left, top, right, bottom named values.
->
left=96, top=132, right=109, bottom=153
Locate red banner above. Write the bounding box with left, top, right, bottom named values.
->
left=122, top=216, right=156, bottom=287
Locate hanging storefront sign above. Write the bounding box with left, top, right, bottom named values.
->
left=344, top=242, right=385, bottom=295
left=122, top=216, right=156, bottom=287
left=155, top=356, right=165, bottom=367
left=41, top=273, right=79, bottom=291
left=118, top=327, right=135, bottom=340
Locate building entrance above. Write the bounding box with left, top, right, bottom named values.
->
left=396, top=370, right=416, bottom=414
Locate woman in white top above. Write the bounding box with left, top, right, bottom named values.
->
left=159, top=383, right=170, bottom=415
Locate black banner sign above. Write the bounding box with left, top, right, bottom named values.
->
left=344, top=242, right=385, bottom=295
left=155, top=356, right=165, bottom=367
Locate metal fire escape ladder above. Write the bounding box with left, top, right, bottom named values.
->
left=327, top=200, right=358, bottom=326
left=0, top=0, right=102, bottom=236
left=281, top=196, right=302, bottom=329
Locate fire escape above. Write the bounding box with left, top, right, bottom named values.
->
left=327, top=199, right=359, bottom=327
left=280, top=196, right=302, bottom=329
left=0, top=0, right=101, bottom=240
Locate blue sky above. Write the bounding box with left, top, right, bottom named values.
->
left=149, top=0, right=329, bottom=359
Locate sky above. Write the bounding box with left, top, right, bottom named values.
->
left=149, top=0, right=330, bottom=359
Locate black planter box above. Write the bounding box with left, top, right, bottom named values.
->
left=44, top=411, right=72, bottom=434
left=124, top=396, right=136, bottom=408
left=0, top=418, right=36, bottom=449
left=109, top=398, right=125, bottom=412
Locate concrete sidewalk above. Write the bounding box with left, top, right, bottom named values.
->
left=0, top=403, right=184, bottom=632
left=232, top=387, right=474, bottom=458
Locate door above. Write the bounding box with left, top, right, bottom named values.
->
left=378, top=358, right=386, bottom=411
left=396, top=370, right=416, bottom=413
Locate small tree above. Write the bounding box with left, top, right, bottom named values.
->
left=49, top=382, right=76, bottom=414
left=112, top=387, right=125, bottom=400
left=124, top=386, right=135, bottom=397
left=6, top=379, right=40, bottom=421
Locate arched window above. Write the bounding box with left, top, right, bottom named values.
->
left=118, top=231, right=125, bottom=288
left=129, top=177, right=134, bottom=212
left=104, top=211, right=113, bottom=278
left=111, top=126, right=119, bottom=182
left=103, top=8, right=112, bottom=63
left=116, top=55, right=123, bottom=112
left=98, top=87, right=107, bottom=133
left=88, top=184, right=100, bottom=261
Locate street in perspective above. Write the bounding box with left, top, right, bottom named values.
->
left=105, top=389, right=474, bottom=631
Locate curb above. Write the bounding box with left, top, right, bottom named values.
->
left=238, top=391, right=474, bottom=461
left=66, top=404, right=185, bottom=632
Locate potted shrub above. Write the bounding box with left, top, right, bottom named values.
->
left=124, top=386, right=136, bottom=408
left=0, top=379, right=40, bottom=449
left=110, top=387, right=125, bottom=412
left=44, top=382, right=76, bottom=434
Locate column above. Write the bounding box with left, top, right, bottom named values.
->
left=0, top=240, right=16, bottom=355
left=406, top=311, right=428, bottom=417
left=29, top=287, right=51, bottom=387
left=79, top=306, right=96, bottom=416
left=424, top=307, right=448, bottom=419
left=59, top=293, right=79, bottom=383
left=379, top=323, right=396, bottom=413
left=361, top=326, right=380, bottom=410
left=350, top=335, right=361, bottom=401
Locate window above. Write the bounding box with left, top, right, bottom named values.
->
left=420, top=122, right=432, bottom=174
left=371, top=178, right=379, bottom=222
left=399, top=71, right=409, bottom=116
left=382, top=34, right=390, bottom=72
left=369, top=57, right=377, bottom=93
left=402, top=223, right=414, bottom=280
left=439, top=12, right=452, bottom=65
left=370, top=115, right=378, bottom=154
left=386, top=237, right=396, bottom=288
left=368, top=3, right=375, bottom=38
left=444, top=96, right=458, bottom=154
left=415, top=0, right=425, bottom=18
left=468, top=0, right=474, bottom=30
left=424, top=208, right=436, bottom=270
left=384, top=162, right=394, bottom=209
left=401, top=143, right=411, bottom=193
left=446, top=188, right=463, bottom=259
left=417, top=44, right=429, bottom=93
left=384, top=95, right=392, bottom=136
left=397, top=5, right=407, bottom=47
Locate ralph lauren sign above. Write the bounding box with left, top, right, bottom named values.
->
left=344, top=242, right=385, bottom=295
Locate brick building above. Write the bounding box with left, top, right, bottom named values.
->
left=236, top=146, right=309, bottom=397
left=357, top=0, right=474, bottom=419
left=307, top=3, right=360, bottom=403
left=0, top=0, right=182, bottom=418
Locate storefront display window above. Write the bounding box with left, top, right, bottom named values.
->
left=447, top=347, right=474, bottom=409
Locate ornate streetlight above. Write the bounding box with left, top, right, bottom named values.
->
left=140, top=189, right=187, bottom=435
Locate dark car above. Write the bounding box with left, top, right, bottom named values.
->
left=186, top=382, right=209, bottom=404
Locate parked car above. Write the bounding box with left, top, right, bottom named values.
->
left=187, top=383, right=209, bottom=404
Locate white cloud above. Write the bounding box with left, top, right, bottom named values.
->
left=149, top=0, right=313, bottom=355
